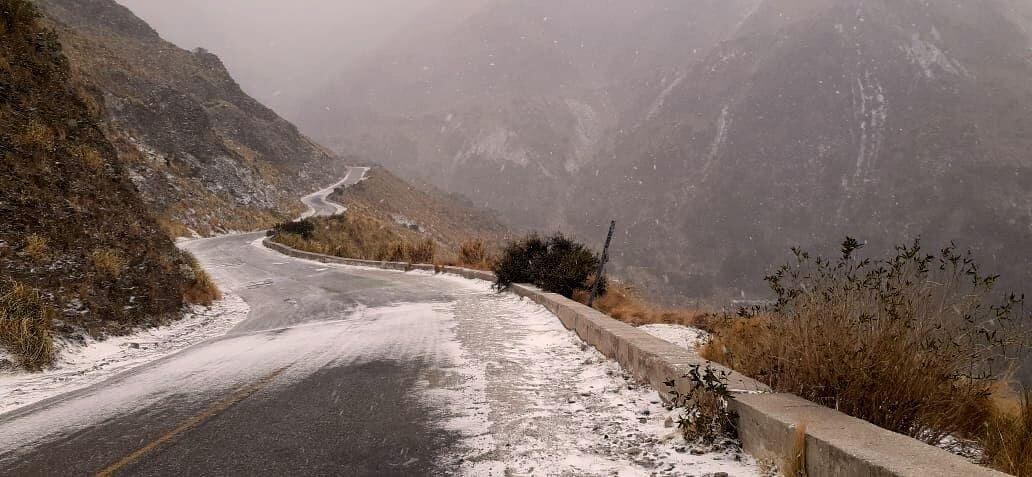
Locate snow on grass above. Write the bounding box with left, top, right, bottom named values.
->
left=637, top=323, right=710, bottom=352
left=422, top=278, right=759, bottom=476
left=0, top=293, right=249, bottom=415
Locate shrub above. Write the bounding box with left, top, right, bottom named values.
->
left=666, top=364, right=738, bottom=446
left=273, top=219, right=315, bottom=239
left=91, top=248, right=126, bottom=278
left=703, top=238, right=1030, bottom=446
left=493, top=232, right=601, bottom=298
left=23, top=233, right=48, bottom=261
left=0, top=279, right=55, bottom=370
left=406, top=238, right=435, bottom=264
left=981, top=390, right=1032, bottom=476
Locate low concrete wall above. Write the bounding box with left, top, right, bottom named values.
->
left=263, top=238, right=1007, bottom=477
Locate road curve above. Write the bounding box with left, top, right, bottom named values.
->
left=0, top=173, right=755, bottom=476
left=299, top=166, right=368, bottom=219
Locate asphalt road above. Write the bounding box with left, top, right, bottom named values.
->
left=299, top=166, right=368, bottom=219
left=0, top=171, right=749, bottom=476
left=0, top=170, right=470, bottom=476
left=0, top=231, right=483, bottom=476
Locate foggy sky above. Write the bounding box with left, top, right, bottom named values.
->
left=116, top=0, right=441, bottom=119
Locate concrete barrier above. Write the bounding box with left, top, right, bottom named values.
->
left=262, top=238, right=1007, bottom=477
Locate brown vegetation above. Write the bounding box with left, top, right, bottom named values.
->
left=576, top=280, right=721, bottom=331
left=22, top=233, right=48, bottom=261
left=0, top=279, right=55, bottom=370
left=1, top=0, right=210, bottom=369
left=701, top=239, right=1031, bottom=473
left=327, top=166, right=510, bottom=257
left=182, top=256, right=221, bottom=306
left=91, top=248, right=126, bottom=278
left=982, top=390, right=1032, bottom=476
left=272, top=213, right=440, bottom=265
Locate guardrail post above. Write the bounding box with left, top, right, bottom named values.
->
left=587, top=220, right=615, bottom=307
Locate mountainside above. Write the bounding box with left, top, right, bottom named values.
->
left=35, top=0, right=346, bottom=236
left=328, top=166, right=511, bottom=254
left=299, top=0, right=1032, bottom=302
left=0, top=0, right=209, bottom=356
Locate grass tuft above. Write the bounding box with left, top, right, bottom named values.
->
left=0, top=279, right=55, bottom=370
left=90, top=248, right=126, bottom=278
left=182, top=255, right=220, bottom=306
left=23, top=233, right=48, bottom=261
left=406, top=238, right=435, bottom=264
left=19, top=119, right=55, bottom=151
left=70, top=144, right=105, bottom=171
left=458, top=237, right=490, bottom=267
left=982, top=390, right=1032, bottom=476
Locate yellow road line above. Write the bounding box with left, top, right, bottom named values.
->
left=95, top=366, right=289, bottom=477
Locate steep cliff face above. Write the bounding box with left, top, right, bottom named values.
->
left=0, top=0, right=199, bottom=340
left=36, top=0, right=346, bottom=236
left=300, top=0, right=1032, bottom=302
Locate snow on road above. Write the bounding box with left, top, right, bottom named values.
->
left=422, top=275, right=758, bottom=476
left=0, top=293, right=249, bottom=415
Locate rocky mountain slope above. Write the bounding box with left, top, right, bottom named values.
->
left=299, top=0, right=1032, bottom=302
left=0, top=0, right=210, bottom=360
left=35, top=0, right=347, bottom=236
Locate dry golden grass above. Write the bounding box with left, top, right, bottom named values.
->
left=182, top=255, right=220, bottom=306
left=700, top=241, right=1030, bottom=457
left=459, top=237, right=487, bottom=263
left=23, top=233, right=48, bottom=261
left=0, top=280, right=55, bottom=370
left=982, top=390, right=1032, bottom=476
left=574, top=280, right=721, bottom=331
left=406, top=238, right=436, bottom=264
left=70, top=144, right=105, bottom=171
left=701, top=309, right=997, bottom=442
left=155, top=215, right=193, bottom=239
left=90, top=248, right=126, bottom=278
left=19, top=118, right=55, bottom=150
left=273, top=213, right=442, bottom=266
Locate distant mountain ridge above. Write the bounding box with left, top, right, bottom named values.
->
left=299, top=0, right=1032, bottom=302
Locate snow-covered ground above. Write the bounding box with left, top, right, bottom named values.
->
left=422, top=276, right=758, bottom=476
left=637, top=323, right=710, bottom=352
left=0, top=293, right=249, bottom=415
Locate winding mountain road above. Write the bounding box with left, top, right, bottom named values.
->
left=0, top=171, right=755, bottom=476
left=299, top=166, right=369, bottom=219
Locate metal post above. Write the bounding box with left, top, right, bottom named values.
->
left=588, top=220, right=616, bottom=307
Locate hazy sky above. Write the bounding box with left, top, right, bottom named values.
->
left=116, top=0, right=440, bottom=119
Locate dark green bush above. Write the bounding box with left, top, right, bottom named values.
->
left=493, top=232, right=603, bottom=298
left=273, top=219, right=315, bottom=239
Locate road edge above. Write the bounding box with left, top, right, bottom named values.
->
left=262, top=238, right=1008, bottom=477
